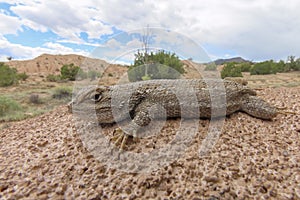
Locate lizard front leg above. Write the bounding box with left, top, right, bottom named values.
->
left=112, top=100, right=156, bottom=151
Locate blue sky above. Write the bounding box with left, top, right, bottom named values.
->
left=1, top=0, right=300, bottom=63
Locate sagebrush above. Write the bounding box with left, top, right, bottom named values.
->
left=128, top=50, right=184, bottom=82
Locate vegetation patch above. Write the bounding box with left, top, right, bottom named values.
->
left=0, top=63, right=19, bottom=87
left=0, top=96, right=22, bottom=117
left=60, top=63, right=81, bottom=81
left=250, top=61, right=276, bottom=75
left=0, top=96, right=23, bottom=120
left=128, top=50, right=184, bottom=82
left=29, top=94, right=42, bottom=104
left=17, top=72, right=29, bottom=81
left=221, top=62, right=243, bottom=79
left=204, top=63, right=217, bottom=71
left=239, top=62, right=252, bottom=72
left=46, top=74, right=61, bottom=82
left=52, top=86, right=72, bottom=100
left=0, top=63, right=30, bottom=87
left=46, top=65, right=101, bottom=82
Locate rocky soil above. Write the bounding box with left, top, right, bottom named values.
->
left=0, top=87, right=299, bottom=199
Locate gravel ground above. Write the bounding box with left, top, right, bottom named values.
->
left=0, top=87, right=299, bottom=199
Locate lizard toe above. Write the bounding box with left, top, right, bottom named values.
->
left=111, top=128, right=131, bottom=151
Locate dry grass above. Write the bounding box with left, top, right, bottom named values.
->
left=0, top=80, right=73, bottom=123
left=243, top=71, right=300, bottom=88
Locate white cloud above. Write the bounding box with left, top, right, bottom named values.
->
left=106, top=39, right=122, bottom=49
left=10, top=0, right=113, bottom=40
left=0, top=36, right=89, bottom=61
left=0, top=10, right=22, bottom=34
left=83, top=0, right=300, bottom=60
left=1, top=0, right=300, bottom=61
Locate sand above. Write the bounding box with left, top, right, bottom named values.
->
left=0, top=87, right=299, bottom=199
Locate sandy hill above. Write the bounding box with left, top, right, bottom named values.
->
left=4, top=54, right=212, bottom=78
left=4, top=54, right=218, bottom=85
left=5, top=54, right=109, bottom=76
left=3, top=55, right=300, bottom=88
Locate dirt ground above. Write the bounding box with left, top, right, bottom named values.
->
left=1, top=84, right=299, bottom=199
left=1, top=56, right=300, bottom=199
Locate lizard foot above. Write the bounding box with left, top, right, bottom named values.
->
left=111, top=128, right=130, bottom=151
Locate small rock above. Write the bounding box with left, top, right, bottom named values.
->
left=282, top=150, right=289, bottom=157
left=204, top=176, right=220, bottom=183
left=259, top=186, right=268, bottom=194
left=0, top=184, right=8, bottom=192
left=269, top=189, right=277, bottom=197
left=124, top=187, right=131, bottom=195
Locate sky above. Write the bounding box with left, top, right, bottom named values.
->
left=0, top=0, right=300, bottom=63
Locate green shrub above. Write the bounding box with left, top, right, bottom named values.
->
left=17, top=72, right=29, bottom=81
left=294, top=58, right=300, bottom=71
left=239, top=63, right=252, bottom=72
left=204, top=63, right=217, bottom=71
left=0, top=63, right=19, bottom=87
left=0, top=96, right=22, bottom=117
left=128, top=50, right=184, bottom=82
left=221, top=62, right=243, bottom=79
left=250, top=61, right=277, bottom=75
left=272, top=60, right=288, bottom=73
left=52, top=87, right=72, bottom=100
left=60, top=63, right=80, bottom=81
left=46, top=74, right=61, bottom=82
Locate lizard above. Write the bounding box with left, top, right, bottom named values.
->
left=69, top=79, right=292, bottom=150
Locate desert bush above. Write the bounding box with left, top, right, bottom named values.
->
left=296, top=59, right=300, bottom=71
left=46, top=74, right=61, bottom=82
left=204, top=63, right=217, bottom=71
left=17, top=72, right=29, bottom=81
left=52, top=87, right=72, bottom=100
left=282, top=56, right=300, bottom=71
left=239, top=62, right=252, bottom=72
left=128, top=50, right=184, bottom=82
left=29, top=94, right=41, bottom=104
left=250, top=61, right=277, bottom=75
left=0, top=63, right=19, bottom=87
left=0, top=96, right=22, bottom=117
left=60, top=63, right=80, bottom=81
left=221, top=62, right=243, bottom=79
left=272, top=60, right=289, bottom=73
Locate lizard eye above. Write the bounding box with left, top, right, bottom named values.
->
left=91, top=93, right=102, bottom=102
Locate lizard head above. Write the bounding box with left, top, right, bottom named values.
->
left=68, top=85, right=115, bottom=123
left=70, top=85, right=109, bottom=105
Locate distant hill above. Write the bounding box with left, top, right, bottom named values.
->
left=5, top=54, right=109, bottom=76
left=214, top=57, right=250, bottom=65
